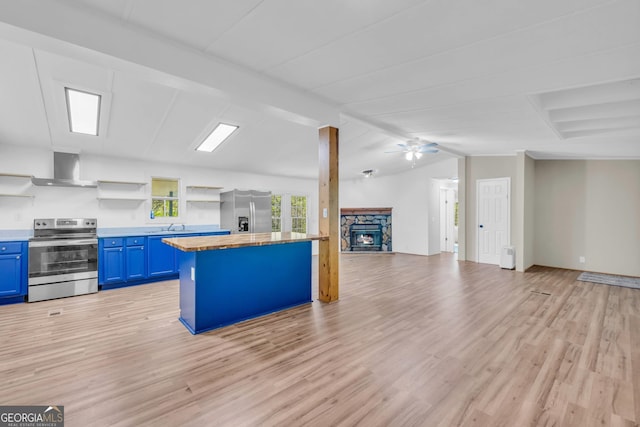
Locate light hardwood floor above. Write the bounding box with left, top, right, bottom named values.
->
left=1, top=253, right=639, bottom=426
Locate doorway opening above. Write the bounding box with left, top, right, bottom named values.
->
left=439, top=180, right=459, bottom=254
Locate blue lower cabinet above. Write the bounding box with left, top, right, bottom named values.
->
left=125, top=237, right=146, bottom=280
left=101, top=243, right=125, bottom=284
left=0, top=241, right=27, bottom=304
left=99, top=231, right=230, bottom=289
left=147, top=236, right=177, bottom=277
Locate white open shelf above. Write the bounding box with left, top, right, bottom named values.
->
left=0, top=173, right=33, bottom=178
left=185, top=185, right=222, bottom=203
left=0, top=173, right=34, bottom=198
left=186, top=185, right=223, bottom=190
left=0, top=193, right=34, bottom=198
left=97, top=179, right=147, bottom=202
left=97, top=197, right=147, bottom=201
left=97, top=180, right=147, bottom=186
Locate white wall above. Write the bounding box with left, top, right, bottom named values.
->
left=427, top=178, right=441, bottom=255
left=534, top=160, right=640, bottom=277
left=516, top=152, right=536, bottom=271
left=0, top=144, right=318, bottom=235
left=457, top=157, right=466, bottom=260
left=340, top=158, right=457, bottom=256
left=464, top=156, right=517, bottom=263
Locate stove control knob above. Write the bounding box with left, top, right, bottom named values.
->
left=36, top=222, right=40, bottom=226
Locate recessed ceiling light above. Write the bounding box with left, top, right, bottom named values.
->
left=65, top=87, right=101, bottom=136
left=196, top=123, right=239, bottom=152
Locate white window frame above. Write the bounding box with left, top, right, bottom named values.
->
left=290, top=194, right=308, bottom=233
left=150, top=176, right=182, bottom=222
left=272, top=193, right=309, bottom=233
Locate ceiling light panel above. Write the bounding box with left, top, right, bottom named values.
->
left=65, top=88, right=101, bottom=136
left=196, top=123, right=239, bottom=152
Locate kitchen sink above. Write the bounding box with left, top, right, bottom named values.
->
left=143, top=229, right=200, bottom=235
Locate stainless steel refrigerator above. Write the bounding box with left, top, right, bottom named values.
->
left=220, top=189, right=272, bottom=234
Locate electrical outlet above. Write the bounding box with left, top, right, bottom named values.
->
left=579, top=256, right=585, bottom=263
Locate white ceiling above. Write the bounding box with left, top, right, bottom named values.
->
left=0, top=0, right=638, bottom=180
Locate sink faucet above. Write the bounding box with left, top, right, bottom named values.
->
left=166, top=223, right=185, bottom=231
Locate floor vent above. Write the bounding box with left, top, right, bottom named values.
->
left=530, top=290, right=551, bottom=296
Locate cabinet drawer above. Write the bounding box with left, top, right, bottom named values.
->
left=0, top=242, right=22, bottom=254
left=103, top=238, right=123, bottom=248
left=126, top=237, right=145, bottom=246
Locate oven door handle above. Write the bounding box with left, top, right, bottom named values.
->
left=29, top=238, right=98, bottom=248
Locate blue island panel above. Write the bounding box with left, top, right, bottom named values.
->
left=179, top=241, right=312, bottom=334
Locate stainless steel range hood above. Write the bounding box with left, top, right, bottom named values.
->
left=31, top=152, right=97, bottom=188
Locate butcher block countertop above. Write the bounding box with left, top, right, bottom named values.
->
left=163, top=232, right=328, bottom=252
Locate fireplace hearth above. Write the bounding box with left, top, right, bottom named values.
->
left=350, top=224, right=382, bottom=251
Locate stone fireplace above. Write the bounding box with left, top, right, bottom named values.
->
left=341, top=208, right=392, bottom=252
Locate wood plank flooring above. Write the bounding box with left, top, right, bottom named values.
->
left=1, top=253, right=639, bottom=426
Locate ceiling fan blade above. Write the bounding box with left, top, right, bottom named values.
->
left=396, top=143, right=410, bottom=149
left=420, top=142, right=438, bottom=148
left=418, top=147, right=439, bottom=153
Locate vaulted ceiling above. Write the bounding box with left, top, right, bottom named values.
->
left=0, top=0, right=638, bottom=179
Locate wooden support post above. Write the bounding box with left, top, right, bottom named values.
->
left=318, top=126, right=339, bottom=302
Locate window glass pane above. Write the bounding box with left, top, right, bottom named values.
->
left=152, top=178, right=179, bottom=198
left=454, top=202, right=459, bottom=227
left=151, top=199, right=179, bottom=218
left=152, top=199, right=165, bottom=217
left=290, top=195, right=307, bottom=233
left=271, top=195, right=282, bottom=232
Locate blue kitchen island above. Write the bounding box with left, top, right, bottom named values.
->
left=163, top=232, right=327, bottom=334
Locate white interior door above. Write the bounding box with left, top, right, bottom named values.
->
left=440, top=188, right=455, bottom=252
left=477, top=178, right=510, bottom=264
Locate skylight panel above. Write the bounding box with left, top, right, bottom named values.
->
left=196, top=123, right=239, bottom=152
left=65, top=87, right=101, bottom=136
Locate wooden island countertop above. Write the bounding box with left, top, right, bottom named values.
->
left=163, top=232, right=328, bottom=252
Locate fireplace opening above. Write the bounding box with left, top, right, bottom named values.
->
left=350, top=224, right=382, bottom=251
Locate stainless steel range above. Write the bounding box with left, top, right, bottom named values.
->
left=28, top=218, right=98, bottom=302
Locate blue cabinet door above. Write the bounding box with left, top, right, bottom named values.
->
left=126, top=245, right=146, bottom=280
left=102, top=246, right=125, bottom=284
left=0, top=253, right=22, bottom=297
left=147, top=236, right=176, bottom=277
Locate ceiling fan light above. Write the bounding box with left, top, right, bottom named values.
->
left=415, top=152, right=423, bottom=159
left=405, top=152, right=413, bottom=161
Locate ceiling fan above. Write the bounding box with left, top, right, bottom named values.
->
left=385, top=139, right=439, bottom=167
